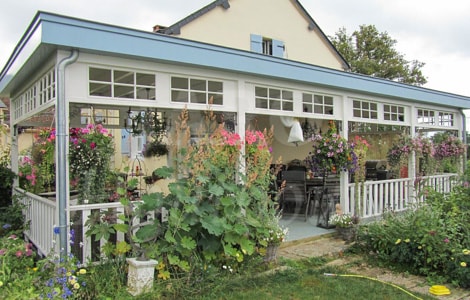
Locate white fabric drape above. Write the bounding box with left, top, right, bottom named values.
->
left=280, top=116, right=304, bottom=144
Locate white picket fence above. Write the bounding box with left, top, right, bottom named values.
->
left=346, top=173, right=457, bottom=220
left=16, top=172, right=458, bottom=264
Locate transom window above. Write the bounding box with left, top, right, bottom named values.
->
left=438, top=112, right=454, bottom=126
left=89, top=67, right=156, bottom=100
left=255, top=86, right=293, bottom=111
left=417, top=109, right=435, bottom=125
left=302, top=93, right=334, bottom=115
left=384, top=104, right=405, bottom=122
left=417, top=108, right=455, bottom=127
left=171, top=77, right=223, bottom=105
left=353, top=100, right=378, bottom=119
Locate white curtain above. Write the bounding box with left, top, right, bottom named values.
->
left=280, top=116, right=304, bottom=144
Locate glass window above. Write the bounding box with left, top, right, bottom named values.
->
left=88, top=67, right=156, bottom=100
left=255, top=86, right=293, bottom=111
left=302, top=93, right=334, bottom=115
left=353, top=99, right=378, bottom=119
left=171, top=76, right=224, bottom=105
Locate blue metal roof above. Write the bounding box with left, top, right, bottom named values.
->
left=1, top=11, right=470, bottom=109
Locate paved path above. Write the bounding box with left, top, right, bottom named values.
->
left=278, top=234, right=470, bottom=300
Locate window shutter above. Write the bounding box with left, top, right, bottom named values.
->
left=272, top=39, right=285, bottom=57
left=250, top=34, right=263, bottom=53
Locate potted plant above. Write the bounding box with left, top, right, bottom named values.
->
left=259, top=213, right=288, bottom=262
left=329, top=210, right=359, bottom=242
left=143, top=140, right=168, bottom=158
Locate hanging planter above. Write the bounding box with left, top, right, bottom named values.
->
left=143, top=140, right=169, bottom=158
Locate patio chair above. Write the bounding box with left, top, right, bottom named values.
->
left=279, top=170, right=308, bottom=221
left=316, top=175, right=340, bottom=228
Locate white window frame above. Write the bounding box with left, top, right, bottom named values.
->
left=353, top=99, right=378, bottom=120
left=170, top=76, right=224, bottom=105
left=255, top=86, right=293, bottom=111
left=88, top=67, right=156, bottom=100
left=302, top=92, right=334, bottom=115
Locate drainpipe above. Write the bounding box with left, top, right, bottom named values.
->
left=460, top=109, right=467, bottom=176
left=56, top=49, right=78, bottom=259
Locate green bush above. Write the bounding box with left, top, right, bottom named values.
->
left=355, top=183, right=470, bottom=288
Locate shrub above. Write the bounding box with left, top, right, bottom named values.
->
left=355, top=182, right=470, bottom=287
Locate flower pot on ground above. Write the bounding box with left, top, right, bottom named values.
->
left=329, top=212, right=359, bottom=242
left=126, top=257, right=158, bottom=296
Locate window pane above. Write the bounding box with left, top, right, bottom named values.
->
left=208, top=81, right=223, bottom=93
left=371, top=103, right=377, bottom=111
left=89, top=83, right=111, bottom=97
left=314, top=95, right=323, bottom=104
left=282, top=101, right=293, bottom=111
left=190, top=79, right=206, bottom=91
left=209, top=93, right=223, bottom=105
left=255, top=87, right=267, bottom=97
left=353, top=110, right=361, bottom=117
left=353, top=101, right=360, bottom=109
left=303, top=93, right=313, bottom=103
left=256, top=98, right=268, bottom=108
left=269, top=89, right=281, bottom=99
left=136, top=87, right=155, bottom=100
left=324, top=96, right=333, bottom=105
left=191, top=92, right=206, bottom=103
left=314, top=105, right=323, bottom=114
left=172, top=77, right=188, bottom=89
left=384, top=105, right=390, bottom=112
left=172, top=90, right=188, bottom=102
left=384, top=113, right=391, bottom=120
left=282, top=90, right=293, bottom=100
left=114, top=70, right=134, bottom=84
left=270, top=100, right=281, bottom=110
left=114, top=85, right=134, bottom=98
left=136, top=73, right=155, bottom=86
left=89, top=68, right=111, bottom=82
left=303, top=104, right=313, bottom=113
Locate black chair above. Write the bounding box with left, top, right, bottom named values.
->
left=280, top=170, right=308, bottom=221
left=317, top=176, right=341, bottom=228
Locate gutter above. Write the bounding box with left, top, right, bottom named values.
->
left=56, top=49, right=78, bottom=259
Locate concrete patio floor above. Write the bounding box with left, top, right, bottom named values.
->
left=279, top=213, right=335, bottom=242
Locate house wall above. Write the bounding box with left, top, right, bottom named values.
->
left=172, top=0, right=344, bottom=70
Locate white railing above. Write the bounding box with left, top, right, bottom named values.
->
left=18, top=173, right=458, bottom=262
left=14, top=188, right=57, bottom=257
left=347, top=173, right=458, bottom=220
left=68, top=202, right=127, bottom=264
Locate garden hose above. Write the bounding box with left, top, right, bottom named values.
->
left=323, top=273, right=423, bottom=300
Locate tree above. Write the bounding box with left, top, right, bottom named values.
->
left=331, top=25, right=427, bottom=86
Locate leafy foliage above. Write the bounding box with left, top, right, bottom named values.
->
left=331, top=25, right=427, bottom=86
left=354, top=183, right=470, bottom=287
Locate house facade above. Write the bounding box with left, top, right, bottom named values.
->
left=0, top=0, right=469, bottom=258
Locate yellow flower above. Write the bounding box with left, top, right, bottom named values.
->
left=79, top=268, right=87, bottom=275
left=73, top=283, right=80, bottom=290
left=395, top=239, right=401, bottom=245
left=463, top=249, right=470, bottom=255
left=404, top=239, right=410, bottom=243
left=461, top=262, right=467, bottom=267
left=66, top=271, right=72, bottom=277
left=418, top=245, right=422, bottom=249
left=0, top=281, right=3, bottom=287
left=32, top=267, right=38, bottom=272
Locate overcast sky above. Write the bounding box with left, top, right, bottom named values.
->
left=1, top=0, right=470, bottom=97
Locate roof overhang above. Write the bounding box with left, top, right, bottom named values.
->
left=1, top=11, right=470, bottom=109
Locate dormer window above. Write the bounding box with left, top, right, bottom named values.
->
left=250, top=34, right=284, bottom=58
left=262, top=38, right=273, bottom=55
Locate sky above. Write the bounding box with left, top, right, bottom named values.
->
left=1, top=0, right=470, bottom=97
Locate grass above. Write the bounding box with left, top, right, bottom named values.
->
left=132, top=256, right=436, bottom=300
